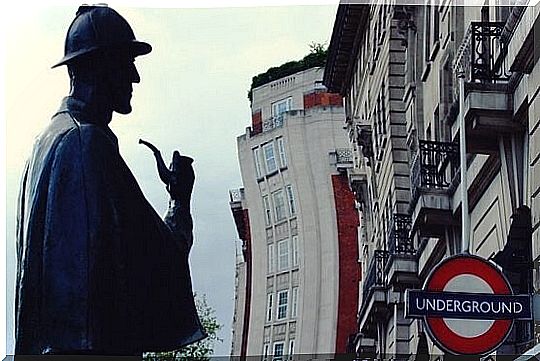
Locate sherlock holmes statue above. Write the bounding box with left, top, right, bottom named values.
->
left=15, top=5, right=206, bottom=356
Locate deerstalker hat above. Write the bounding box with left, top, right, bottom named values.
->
left=52, top=4, right=152, bottom=68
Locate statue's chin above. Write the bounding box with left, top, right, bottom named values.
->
left=114, top=104, right=132, bottom=115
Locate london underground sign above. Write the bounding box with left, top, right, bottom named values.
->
left=405, top=254, right=532, bottom=355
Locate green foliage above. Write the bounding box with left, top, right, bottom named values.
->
left=248, top=42, right=328, bottom=103
left=143, top=293, right=223, bottom=361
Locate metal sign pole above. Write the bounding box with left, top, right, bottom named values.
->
left=458, top=74, right=470, bottom=254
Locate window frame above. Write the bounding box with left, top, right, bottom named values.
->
left=277, top=137, right=287, bottom=168
left=285, top=185, right=296, bottom=215
left=273, top=190, right=287, bottom=222
left=291, top=287, right=299, bottom=318
left=273, top=341, right=285, bottom=361
left=288, top=339, right=295, bottom=358
left=272, top=97, right=292, bottom=118
left=263, top=141, right=278, bottom=174
left=253, top=147, right=263, bottom=179
left=277, top=290, right=289, bottom=320
left=291, top=235, right=299, bottom=267
left=268, top=244, right=275, bottom=273
left=277, top=239, right=290, bottom=271
left=266, top=293, right=274, bottom=322
left=263, top=195, right=272, bottom=226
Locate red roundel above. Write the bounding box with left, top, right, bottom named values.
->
left=424, top=255, right=513, bottom=355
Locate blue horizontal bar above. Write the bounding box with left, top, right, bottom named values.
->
left=405, top=290, right=532, bottom=320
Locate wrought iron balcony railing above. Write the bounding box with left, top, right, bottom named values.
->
left=335, top=148, right=353, bottom=164
left=262, top=115, right=284, bottom=132
left=410, top=140, right=459, bottom=205
left=229, top=188, right=245, bottom=203
left=454, top=22, right=511, bottom=83
left=362, top=250, right=388, bottom=302
left=387, top=214, right=414, bottom=256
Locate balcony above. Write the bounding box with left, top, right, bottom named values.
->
left=386, top=214, right=418, bottom=286
left=358, top=250, right=388, bottom=336
left=453, top=22, right=522, bottom=153
left=330, top=148, right=354, bottom=171
left=229, top=188, right=245, bottom=203
left=409, top=140, right=458, bottom=236
left=387, top=214, right=413, bottom=255
left=262, top=115, right=284, bottom=132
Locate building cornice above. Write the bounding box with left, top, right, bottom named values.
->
left=323, top=4, right=369, bottom=96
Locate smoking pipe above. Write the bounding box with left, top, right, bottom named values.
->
left=139, top=138, right=172, bottom=185
left=139, top=139, right=194, bottom=189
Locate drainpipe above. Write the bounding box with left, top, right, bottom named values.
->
left=458, top=75, right=470, bottom=254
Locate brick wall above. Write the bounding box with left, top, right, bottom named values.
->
left=332, top=174, right=360, bottom=353
left=304, top=92, right=343, bottom=109
left=252, top=110, right=262, bottom=135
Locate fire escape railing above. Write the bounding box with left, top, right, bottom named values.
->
left=362, top=250, right=388, bottom=302
left=454, top=22, right=511, bottom=83
left=410, top=140, right=459, bottom=208
left=387, top=214, right=414, bottom=256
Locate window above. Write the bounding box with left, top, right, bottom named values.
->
left=272, top=98, right=292, bottom=119
left=253, top=148, right=262, bottom=178
left=291, top=236, right=299, bottom=267
left=273, top=190, right=287, bottom=222
left=285, top=185, right=296, bottom=215
left=277, top=239, right=290, bottom=271
left=263, top=196, right=272, bottom=226
left=273, top=342, right=285, bottom=360
left=266, top=293, right=274, bottom=322
left=277, top=137, right=287, bottom=168
left=277, top=291, right=288, bottom=320
left=263, top=142, right=278, bottom=174
left=424, top=5, right=432, bottom=62
left=424, top=2, right=440, bottom=62
left=268, top=244, right=274, bottom=273
left=263, top=344, right=270, bottom=361
left=288, top=340, right=295, bottom=358
left=291, top=287, right=299, bottom=318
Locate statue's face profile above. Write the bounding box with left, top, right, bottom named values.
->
left=104, top=55, right=140, bottom=115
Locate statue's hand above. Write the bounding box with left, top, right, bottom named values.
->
left=167, top=151, right=195, bottom=206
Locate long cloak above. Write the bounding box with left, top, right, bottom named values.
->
left=15, top=97, right=206, bottom=355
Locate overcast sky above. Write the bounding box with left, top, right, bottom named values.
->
left=4, top=3, right=338, bottom=356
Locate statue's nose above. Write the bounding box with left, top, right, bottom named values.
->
left=130, top=63, right=140, bottom=83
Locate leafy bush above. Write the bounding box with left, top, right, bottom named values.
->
left=248, top=42, right=328, bottom=102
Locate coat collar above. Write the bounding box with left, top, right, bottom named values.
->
left=56, top=96, right=119, bottom=146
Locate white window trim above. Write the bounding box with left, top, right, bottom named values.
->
left=253, top=147, right=262, bottom=178
left=263, top=142, right=278, bottom=174
left=277, top=290, right=289, bottom=320
left=285, top=185, right=296, bottom=215
left=277, top=239, right=290, bottom=271
left=273, top=341, right=285, bottom=360
left=263, top=195, right=272, bottom=226
left=291, top=287, right=299, bottom=318
left=268, top=244, right=275, bottom=273
left=273, top=190, right=287, bottom=222
left=263, top=344, right=270, bottom=361
left=288, top=339, right=295, bottom=358
left=292, top=235, right=299, bottom=267
left=272, top=97, right=292, bottom=118
left=266, top=293, right=274, bottom=322
left=277, top=137, right=287, bottom=168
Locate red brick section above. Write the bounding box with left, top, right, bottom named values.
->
left=303, top=91, right=343, bottom=109
left=331, top=174, right=360, bottom=354
left=240, top=209, right=252, bottom=361
left=230, top=206, right=252, bottom=361
left=251, top=110, right=262, bottom=135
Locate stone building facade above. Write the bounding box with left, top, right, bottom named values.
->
left=324, top=2, right=540, bottom=358
left=229, top=67, right=361, bottom=359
